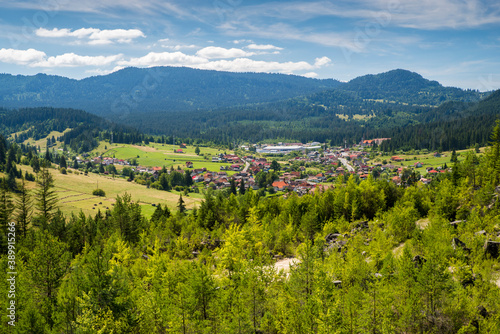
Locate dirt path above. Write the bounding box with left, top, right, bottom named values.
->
left=274, top=258, right=299, bottom=272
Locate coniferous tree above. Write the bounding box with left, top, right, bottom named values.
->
left=15, top=177, right=32, bottom=237
left=59, top=155, right=67, bottom=169
left=35, top=168, right=58, bottom=223
left=177, top=194, right=186, bottom=214
left=239, top=178, right=246, bottom=195
left=230, top=179, right=237, bottom=195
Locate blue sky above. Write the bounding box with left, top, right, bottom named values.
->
left=0, top=0, right=499, bottom=90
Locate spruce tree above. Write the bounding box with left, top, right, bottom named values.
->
left=35, top=168, right=58, bottom=223
left=177, top=194, right=186, bottom=214
left=0, top=178, right=14, bottom=253
left=239, top=178, right=246, bottom=195
left=59, top=155, right=67, bottom=169
left=230, top=179, right=237, bottom=195
left=15, top=177, right=32, bottom=237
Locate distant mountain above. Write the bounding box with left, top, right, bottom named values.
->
left=0, top=67, right=342, bottom=116
left=302, top=69, right=485, bottom=112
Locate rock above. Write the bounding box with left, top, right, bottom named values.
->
left=354, top=220, right=369, bottom=230
left=484, top=240, right=500, bottom=258
left=325, top=233, right=342, bottom=243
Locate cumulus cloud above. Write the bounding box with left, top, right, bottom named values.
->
left=303, top=72, right=319, bottom=78
left=0, top=46, right=331, bottom=77
left=116, top=51, right=330, bottom=75
left=36, top=27, right=145, bottom=45
left=118, top=51, right=209, bottom=67
left=161, top=44, right=199, bottom=51
left=32, top=53, right=123, bottom=67
left=314, top=56, right=331, bottom=67
left=0, top=48, right=46, bottom=65
left=246, top=43, right=283, bottom=51
left=196, top=46, right=255, bottom=59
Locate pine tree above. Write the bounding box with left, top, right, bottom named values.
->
left=35, top=168, right=58, bottom=223
left=15, top=177, right=32, bottom=237
left=178, top=194, right=186, bottom=214
left=230, top=179, right=237, bottom=195
left=239, top=178, right=246, bottom=195
left=450, top=149, right=458, bottom=163
left=0, top=178, right=15, bottom=253
left=59, top=155, right=67, bottom=169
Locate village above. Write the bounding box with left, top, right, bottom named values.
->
left=74, top=138, right=454, bottom=196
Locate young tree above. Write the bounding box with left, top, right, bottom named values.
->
left=35, top=168, right=58, bottom=223
left=28, top=230, right=71, bottom=329
left=195, top=146, right=201, bottom=155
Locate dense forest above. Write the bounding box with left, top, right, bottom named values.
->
left=0, top=107, right=146, bottom=153
left=123, top=87, right=500, bottom=151
left=0, top=67, right=341, bottom=115
left=1, top=121, right=500, bottom=333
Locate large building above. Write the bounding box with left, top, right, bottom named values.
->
left=257, top=145, right=321, bottom=154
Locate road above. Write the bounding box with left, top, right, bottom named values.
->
left=338, top=158, right=355, bottom=172
left=242, top=160, right=250, bottom=173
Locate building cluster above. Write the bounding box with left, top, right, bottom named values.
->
left=82, top=140, right=451, bottom=195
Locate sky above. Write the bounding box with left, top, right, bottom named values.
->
left=0, top=0, right=499, bottom=91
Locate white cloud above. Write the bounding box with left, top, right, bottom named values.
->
left=116, top=50, right=331, bottom=75
left=314, top=56, right=331, bottom=67
left=31, top=53, right=123, bottom=67
left=196, top=58, right=315, bottom=74
left=36, top=27, right=145, bottom=45
left=118, top=51, right=209, bottom=67
left=303, top=72, right=319, bottom=78
left=0, top=48, right=46, bottom=65
left=161, top=44, right=199, bottom=51
left=233, top=39, right=254, bottom=44
left=85, top=66, right=124, bottom=76
left=196, top=46, right=255, bottom=59
left=246, top=43, right=283, bottom=51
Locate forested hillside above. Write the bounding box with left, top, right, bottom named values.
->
left=1, top=121, right=500, bottom=333
left=0, top=67, right=341, bottom=115
left=0, top=107, right=144, bottom=152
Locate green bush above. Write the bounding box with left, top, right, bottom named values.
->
left=92, top=188, right=106, bottom=197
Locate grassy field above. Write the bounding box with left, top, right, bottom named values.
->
left=17, top=165, right=203, bottom=218
left=369, top=148, right=483, bottom=174
left=21, top=128, right=72, bottom=151
left=96, top=143, right=240, bottom=174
